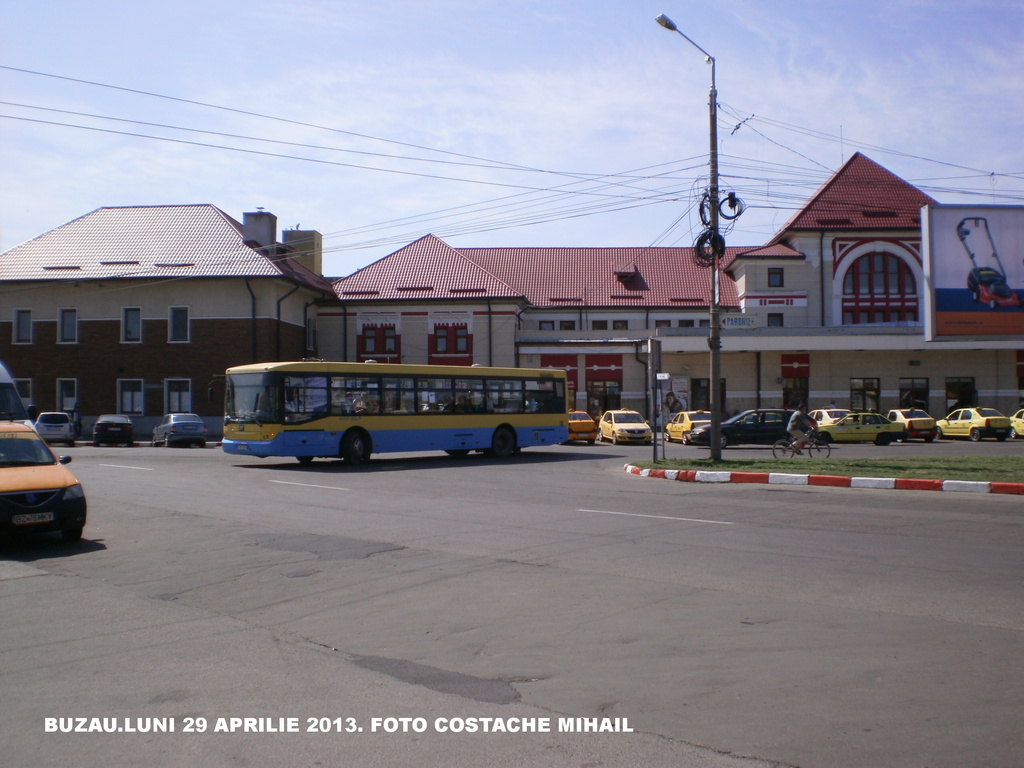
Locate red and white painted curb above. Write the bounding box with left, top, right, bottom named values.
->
left=624, top=464, right=1024, bottom=495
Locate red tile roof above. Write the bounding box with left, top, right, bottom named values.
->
left=334, top=234, right=522, bottom=301
left=333, top=236, right=803, bottom=308
left=769, top=152, right=937, bottom=241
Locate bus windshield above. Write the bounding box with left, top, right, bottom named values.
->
left=224, top=372, right=280, bottom=425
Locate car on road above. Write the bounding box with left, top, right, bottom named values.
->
left=808, top=408, right=851, bottom=426
left=152, top=412, right=208, bottom=447
left=33, top=411, right=76, bottom=446
left=885, top=408, right=939, bottom=442
left=92, top=414, right=135, bottom=446
left=598, top=410, right=653, bottom=445
left=936, top=407, right=1011, bottom=442
left=564, top=410, right=598, bottom=444
left=1009, top=409, right=1024, bottom=439
left=816, top=412, right=906, bottom=445
left=688, top=409, right=793, bottom=449
left=664, top=410, right=711, bottom=444
left=0, top=421, right=87, bottom=542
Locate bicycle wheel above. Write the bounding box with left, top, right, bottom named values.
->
left=772, top=438, right=795, bottom=459
left=806, top=439, right=831, bottom=458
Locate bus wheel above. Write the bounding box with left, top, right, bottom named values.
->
left=489, top=427, right=516, bottom=458
left=340, top=431, right=371, bottom=465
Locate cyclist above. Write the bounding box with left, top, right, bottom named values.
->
left=786, top=404, right=817, bottom=454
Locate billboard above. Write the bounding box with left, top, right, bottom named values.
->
left=923, top=204, right=1024, bottom=340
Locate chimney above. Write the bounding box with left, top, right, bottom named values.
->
left=243, top=210, right=277, bottom=249
left=282, top=229, right=323, bottom=276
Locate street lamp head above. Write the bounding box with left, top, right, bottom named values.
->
left=655, top=13, right=677, bottom=32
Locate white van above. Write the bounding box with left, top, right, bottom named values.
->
left=0, top=362, right=35, bottom=424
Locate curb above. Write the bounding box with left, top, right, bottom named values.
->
left=624, top=464, right=1024, bottom=495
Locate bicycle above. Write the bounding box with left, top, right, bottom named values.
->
left=772, top=429, right=831, bottom=459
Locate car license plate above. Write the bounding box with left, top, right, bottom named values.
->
left=107, top=426, right=122, bottom=432
left=13, top=512, right=55, bottom=525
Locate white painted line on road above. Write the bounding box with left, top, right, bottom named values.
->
left=269, top=480, right=350, bottom=491
left=99, top=464, right=154, bottom=471
left=578, top=508, right=734, bottom=525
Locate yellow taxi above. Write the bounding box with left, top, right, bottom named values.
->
left=598, top=410, right=653, bottom=445
left=815, top=412, right=906, bottom=445
left=0, top=422, right=87, bottom=542
left=1010, top=409, right=1024, bottom=439
left=936, top=407, right=1011, bottom=441
left=664, top=410, right=711, bottom=444
left=565, top=410, right=599, bottom=444
left=885, top=408, right=939, bottom=442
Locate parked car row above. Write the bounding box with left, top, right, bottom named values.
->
left=569, top=405, right=1024, bottom=450
left=674, top=406, right=1023, bottom=449
left=27, top=412, right=209, bottom=447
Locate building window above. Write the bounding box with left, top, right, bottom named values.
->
left=612, top=320, right=628, bottom=330
left=692, top=378, right=726, bottom=413
left=850, top=377, right=880, bottom=412
left=119, top=379, right=144, bottom=414
left=586, top=380, right=621, bottom=415
left=768, top=267, right=784, bottom=287
left=122, top=307, right=142, bottom=343
left=654, top=319, right=672, bottom=328
left=166, top=379, right=192, bottom=412
left=945, top=377, right=976, bottom=411
left=539, top=321, right=554, bottom=331
left=59, top=308, right=78, bottom=343
left=306, top=317, right=318, bottom=354
left=841, top=253, right=918, bottom=325
left=767, top=313, right=784, bottom=327
left=782, top=378, right=808, bottom=410
left=898, top=377, right=929, bottom=411
left=433, top=325, right=469, bottom=356
left=57, top=379, right=78, bottom=412
left=559, top=320, right=576, bottom=331
left=678, top=319, right=695, bottom=328
left=169, top=307, right=190, bottom=342
left=592, top=320, right=608, bottom=330
left=360, top=325, right=398, bottom=358
left=14, top=309, right=32, bottom=344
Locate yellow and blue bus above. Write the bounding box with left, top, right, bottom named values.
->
left=222, top=360, right=568, bottom=465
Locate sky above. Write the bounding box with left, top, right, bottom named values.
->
left=2, top=0, right=1023, bottom=278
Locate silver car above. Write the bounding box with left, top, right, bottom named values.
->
left=152, top=413, right=208, bottom=448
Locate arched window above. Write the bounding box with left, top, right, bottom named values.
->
left=841, top=252, right=919, bottom=325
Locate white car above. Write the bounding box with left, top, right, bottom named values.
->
left=33, top=412, right=76, bottom=446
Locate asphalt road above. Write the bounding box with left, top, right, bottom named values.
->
left=2, top=440, right=1022, bottom=768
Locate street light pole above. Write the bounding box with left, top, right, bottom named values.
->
left=656, top=12, right=723, bottom=460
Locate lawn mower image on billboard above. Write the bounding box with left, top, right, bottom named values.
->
left=957, top=217, right=1021, bottom=308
